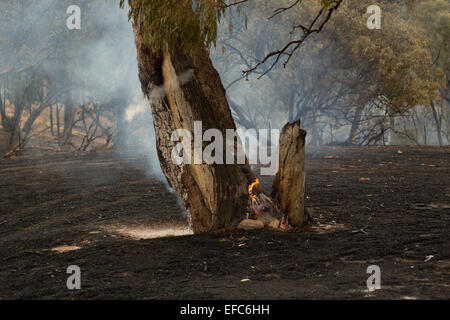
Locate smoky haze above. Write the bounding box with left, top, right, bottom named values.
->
left=0, top=0, right=165, bottom=178
left=0, top=0, right=447, bottom=167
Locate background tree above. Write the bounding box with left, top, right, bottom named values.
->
left=0, top=0, right=141, bottom=156
left=211, top=0, right=446, bottom=146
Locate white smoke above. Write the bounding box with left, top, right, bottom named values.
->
left=147, top=69, right=194, bottom=103
left=125, top=97, right=148, bottom=123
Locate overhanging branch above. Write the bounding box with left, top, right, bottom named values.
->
left=243, top=0, right=343, bottom=79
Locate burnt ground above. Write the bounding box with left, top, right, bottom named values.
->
left=0, top=146, right=449, bottom=299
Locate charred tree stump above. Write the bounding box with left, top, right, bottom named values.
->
left=271, top=120, right=310, bottom=227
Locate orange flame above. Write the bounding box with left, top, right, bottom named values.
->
left=248, top=178, right=260, bottom=217
left=282, top=215, right=288, bottom=230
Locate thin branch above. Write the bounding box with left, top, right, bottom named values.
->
left=269, top=0, right=302, bottom=19
left=220, top=0, right=249, bottom=9
left=244, top=0, right=343, bottom=79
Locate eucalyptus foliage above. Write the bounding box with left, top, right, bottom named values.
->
left=120, top=0, right=233, bottom=53
left=119, top=0, right=335, bottom=53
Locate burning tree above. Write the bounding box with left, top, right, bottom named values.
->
left=120, top=0, right=339, bottom=233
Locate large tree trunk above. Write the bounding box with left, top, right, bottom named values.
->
left=111, top=98, right=127, bottom=148
left=430, top=101, right=443, bottom=146
left=8, top=104, right=24, bottom=151
left=63, top=99, right=76, bottom=147
left=132, top=21, right=252, bottom=233
left=348, top=104, right=364, bottom=145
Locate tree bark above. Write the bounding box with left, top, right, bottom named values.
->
left=50, top=105, right=54, bottom=136
left=430, top=101, right=443, bottom=146
left=132, top=20, right=253, bottom=233
left=63, top=100, right=76, bottom=146
left=271, top=120, right=309, bottom=227
left=348, top=104, right=364, bottom=145
left=56, top=104, right=61, bottom=146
